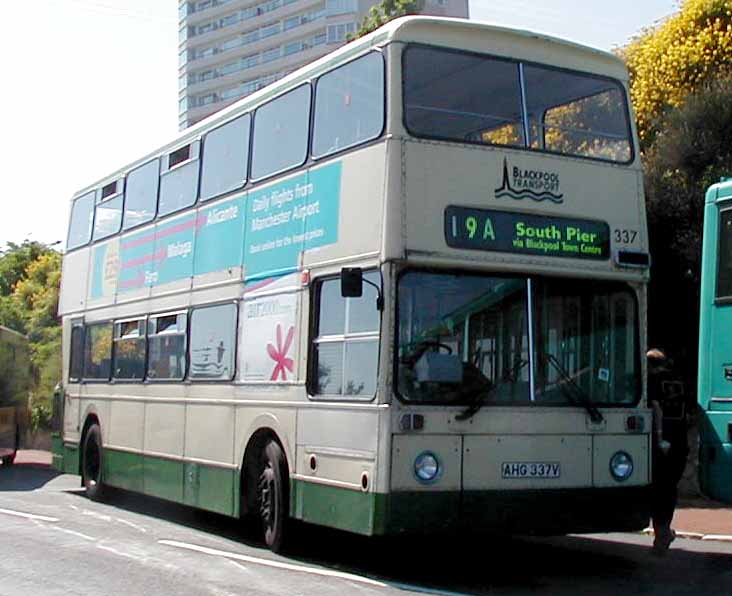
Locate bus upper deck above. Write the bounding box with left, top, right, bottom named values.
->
left=60, top=17, right=648, bottom=319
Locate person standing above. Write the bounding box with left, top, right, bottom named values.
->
left=647, top=348, right=690, bottom=555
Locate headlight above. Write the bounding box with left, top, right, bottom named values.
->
left=414, top=451, right=440, bottom=484
left=609, top=451, right=633, bottom=482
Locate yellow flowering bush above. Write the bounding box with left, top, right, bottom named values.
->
left=622, top=0, right=732, bottom=147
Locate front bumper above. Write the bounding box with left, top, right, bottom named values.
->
left=381, top=485, right=651, bottom=536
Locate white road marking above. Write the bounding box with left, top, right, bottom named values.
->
left=227, top=560, right=253, bottom=574
left=676, top=531, right=705, bottom=540
left=387, top=582, right=479, bottom=596
left=115, top=517, right=148, bottom=533
left=96, top=542, right=146, bottom=562
left=0, top=507, right=59, bottom=523
left=159, top=540, right=388, bottom=588
left=82, top=509, right=112, bottom=522
left=51, top=526, right=96, bottom=541
left=702, top=534, right=732, bottom=542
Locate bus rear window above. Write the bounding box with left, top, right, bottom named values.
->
left=403, top=45, right=633, bottom=163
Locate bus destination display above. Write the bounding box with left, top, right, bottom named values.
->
left=445, top=207, right=610, bottom=260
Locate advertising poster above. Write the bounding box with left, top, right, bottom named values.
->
left=240, top=291, right=298, bottom=382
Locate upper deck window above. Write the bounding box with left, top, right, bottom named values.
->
left=403, top=45, right=633, bottom=164
left=158, top=141, right=201, bottom=217
left=251, top=84, right=311, bottom=181
left=200, top=114, right=250, bottom=202
left=403, top=46, right=524, bottom=149
left=93, top=180, right=124, bottom=241
left=523, top=65, right=632, bottom=162
left=312, top=52, right=385, bottom=158
left=123, top=159, right=159, bottom=231
left=67, top=191, right=95, bottom=250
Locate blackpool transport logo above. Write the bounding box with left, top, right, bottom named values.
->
left=494, top=158, right=564, bottom=204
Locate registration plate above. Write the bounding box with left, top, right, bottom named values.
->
left=501, top=462, right=561, bottom=479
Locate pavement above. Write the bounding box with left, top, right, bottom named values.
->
left=11, top=449, right=52, bottom=467
left=6, top=450, right=732, bottom=542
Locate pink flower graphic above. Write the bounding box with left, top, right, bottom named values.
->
left=267, top=324, right=295, bottom=381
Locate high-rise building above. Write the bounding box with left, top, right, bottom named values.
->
left=178, top=0, right=469, bottom=129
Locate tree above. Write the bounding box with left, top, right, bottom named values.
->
left=355, top=0, right=424, bottom=39
left=0, top=241, right=48, bottom=298
left=622, top=0, right=732, bottom=149
left=0, top=242, right=62, bottom=414
left=642, top=75, right=732, bottom=390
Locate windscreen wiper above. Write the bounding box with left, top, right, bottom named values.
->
left=544, top=354, right=603, bottom=423
left=455, top=358, right=527, bottom=421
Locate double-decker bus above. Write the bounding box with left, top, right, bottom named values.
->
left=53, top=16, right=652, bottom=551
left=698, top=178, right=732, bottom=503
left=0, top=325, right=30, bottom=466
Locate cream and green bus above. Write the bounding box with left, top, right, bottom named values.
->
left=53, top=16, right=653, bottom=551
left=1, top=325, right=29, bottom=467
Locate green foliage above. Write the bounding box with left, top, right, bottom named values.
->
left=354, top=0, right=424, bottom=39
left=0, top=241, right=48, bottom=297
left=0, top=241, right=62, bottom=414
left=642, top=75, right=732, bottom=388
left=29, top=402, right=52, bottom=433
left=623, top=0, right=732, bottom=150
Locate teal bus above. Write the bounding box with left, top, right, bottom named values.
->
left=698, top=178, right=732, bottom=502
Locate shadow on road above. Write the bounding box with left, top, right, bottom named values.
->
left=8, top=466, right=730, bottom=595
left=0, top=464, right=61, bottom=492
left=67, top=484, right=732, bottom=596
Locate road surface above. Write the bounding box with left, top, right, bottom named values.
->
left=1, top=464, right=731, bottom=596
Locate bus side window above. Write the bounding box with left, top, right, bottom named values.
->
left=147, top=313, right=187, bottom=380
left=716, top=208, right=732, bottom=299
left=69, top=323, right=85, bottom=383
left=200, top=114, right=250, bottom=202
left=158, top=142, right=201, bottom=218
left=82, top=323, right=113, bottom=381
left=113, top=319, right=146, bottom=381
left=310, top=272, right=380, bottom=398
left=251, top=84, right=311, bottom=181
left=66, top=191, right=95, bottom=250
left=189, top=303, right=237, bottom=380
left=123, top=159, right=160, bottom=231
left=93, top=180, right=124, bottom=241
left=312, top=51, right=385, bottom=158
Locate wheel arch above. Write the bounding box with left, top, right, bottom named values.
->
left=238, top=419, right=292, bottom=519
left=78, top=410, right=102, bottom=477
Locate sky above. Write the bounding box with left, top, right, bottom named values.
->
left=0, top=0, right=680, bottom=249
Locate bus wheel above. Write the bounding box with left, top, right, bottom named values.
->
left=258, top=440, right=289, bottom=553
left=82, top=423, right=104, bottom=500
left=2, top=427, right=19, bottom=466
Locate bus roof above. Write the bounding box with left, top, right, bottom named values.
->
left=706, top=177, right=732, bottom=203
left=69, top=16, right=629, bottom=201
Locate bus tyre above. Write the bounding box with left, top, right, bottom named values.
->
left=2, top=427, right=19, bottom=466
left=82, top=423, right=104, bottom=500
left=258, top=440, right=289, bottom=553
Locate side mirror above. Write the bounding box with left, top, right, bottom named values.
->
left=341, top=267, right=363, bottom=298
